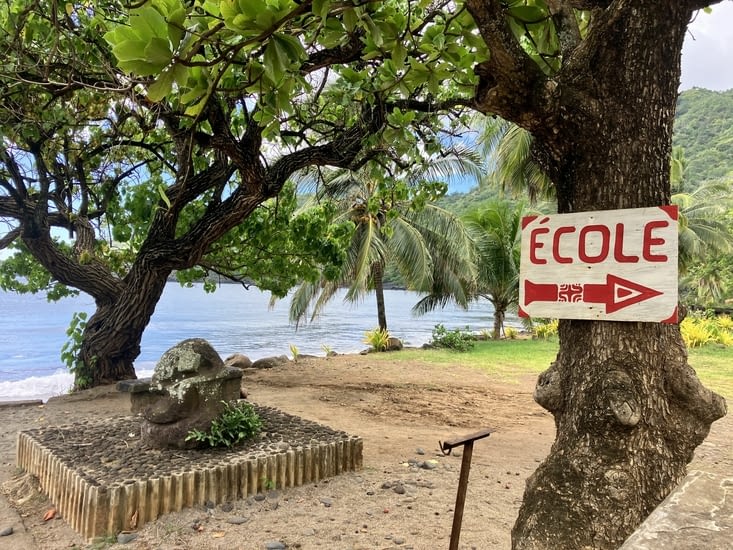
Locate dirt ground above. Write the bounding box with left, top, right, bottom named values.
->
left=0, top=352, right=730, bottom=550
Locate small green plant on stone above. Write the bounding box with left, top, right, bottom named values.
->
left=429, top=324, right=475, bottom=352
left=186, top=401, right=262, bottom=448
left=363, top=328, right=390, bottom=351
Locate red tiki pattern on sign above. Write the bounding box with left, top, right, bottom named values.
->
left=558, top=284, right=583, bottom=303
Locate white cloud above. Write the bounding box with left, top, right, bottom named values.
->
left=680, top=1, right=733, bottom=91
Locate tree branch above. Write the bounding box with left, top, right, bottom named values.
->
left=547, top=0, right=582, bottom=58
left=0, top=226, right=21, bottom=250
left=464, top=0, right=549, bottom=126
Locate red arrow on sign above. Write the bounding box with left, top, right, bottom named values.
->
left=524, top=274, right=663, bottom=314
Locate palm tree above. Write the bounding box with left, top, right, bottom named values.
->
left=674, top=181, right=732, bottom=274
left=473, top=115, right=554, bottom=203
left=287, top=157, right=480, bottom=333
left=464, top=201, right=524, bottom=339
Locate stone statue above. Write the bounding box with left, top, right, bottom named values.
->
left=125, top=338, right=243, bottom=449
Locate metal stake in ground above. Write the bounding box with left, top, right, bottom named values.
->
left=440, top=428, right=494, bottom=550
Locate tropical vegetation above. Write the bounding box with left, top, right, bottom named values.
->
left=0, top=1, right=729, bottom=548
left=285, top=159, right=479, bottom=332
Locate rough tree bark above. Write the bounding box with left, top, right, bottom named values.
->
left=463, top=0, right=728, bottom=548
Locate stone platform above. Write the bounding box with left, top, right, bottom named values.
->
left=621, top=470, right=732, bottom=549
left=16, top=404, right=362, bottom=542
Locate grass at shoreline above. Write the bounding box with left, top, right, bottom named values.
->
left=372, top=338, right=733, bottom=398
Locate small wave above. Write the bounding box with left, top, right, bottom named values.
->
left=0, top=371, right=74, bottom=403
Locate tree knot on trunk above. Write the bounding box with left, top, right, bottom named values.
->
left=603, top=370, right=641, bottom=427
left=534, top=362, right=564, bottom=413
left=668, top=362, right=727, bottom=425
left=603, top=467, right=632, bottom=502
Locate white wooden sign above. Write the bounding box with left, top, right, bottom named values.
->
left=519, top=206, right=679, bottom=323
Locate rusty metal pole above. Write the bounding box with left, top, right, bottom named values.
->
left=440, top=428, right=493, bottom=550
left=449, top=440, right=474, bottom=550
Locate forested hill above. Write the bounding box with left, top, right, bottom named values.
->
left=673, top=88, right=733, bottom=187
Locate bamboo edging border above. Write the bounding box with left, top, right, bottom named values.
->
left=16, top=413, right=363, bottom=542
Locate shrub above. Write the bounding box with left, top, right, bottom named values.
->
left=186, top=401, right=263, bottom=448
left=61, top=311, right=93, bottom=390
left=533, top=319, right=559, bottom=340
left=504, top=326, right=519, bottom=339
left=680, top=317, right=714, bottom=348
left=430, top=324, right=475, bottom=352
left=289, top=343, right=300, bottom=361
left=717, top=314, right=733, bottom=332
left=363, top=328, right=390, bottom=351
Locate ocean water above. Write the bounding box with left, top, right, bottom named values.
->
left=0, top=283, right=515, bottom=402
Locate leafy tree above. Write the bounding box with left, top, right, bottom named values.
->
left=0, top=0, right=479, bottom=387
left=462, top=200, right=524, bottom=339
left=458, top=1, right=727, bottom=548
left=287, top=157, right=478, bottom=332
left=1, top=1, right=728, bottom=548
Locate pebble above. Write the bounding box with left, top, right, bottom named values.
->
left=421, top=460, right=438, bottom=470
left=394, top=536, right=406, bottom=545
left=264, top=542, right=286, bottom=550
left=254, top=493, right=266, bottom=502
left=0, top=526, right=13, bottom=537
left=416, top=448, right=425, bottom=455
left=226, top=516, right=248, bottom=525
left=393, top=483, right=406, bottom=494
left=220, top=502, right=234, bottom=512
left=117, top=532, right=138, bottom=544
left=319, top=497, right=333, bottom=507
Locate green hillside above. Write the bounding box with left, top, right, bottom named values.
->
left=443, top=88, right=733, bottom=211
left=673, top=88, right=733, bottom=187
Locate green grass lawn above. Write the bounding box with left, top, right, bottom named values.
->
left=373, top=338, right=733, bottom=398
left=688, top=345, right=733, bottom=399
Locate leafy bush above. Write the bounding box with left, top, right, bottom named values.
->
left=681, top=317, right=715, bottom=348
left=533, top=319, right=559, bottom=340
left=186, top=401, right=263, bottom=448
left=680, top=313, right=733, bottom=348
left=717, top=315, right=733, bottom=332
left=504, top=326, right=519, bottom=339
left=363, top=328, right=391, bottom=351
left=61, top=311, right=93, bottom=389
left=430, top=324, right=475, bottom=352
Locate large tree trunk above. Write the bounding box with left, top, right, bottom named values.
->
left=78, top=266, right=169, bottom=388
left=509, top=3, right=728, bottom=548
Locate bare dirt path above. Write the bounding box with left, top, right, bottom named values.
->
left=0, top=353, right=729, bottom=549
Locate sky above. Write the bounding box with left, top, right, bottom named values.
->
left=680, top=1, right=733, bottom=91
